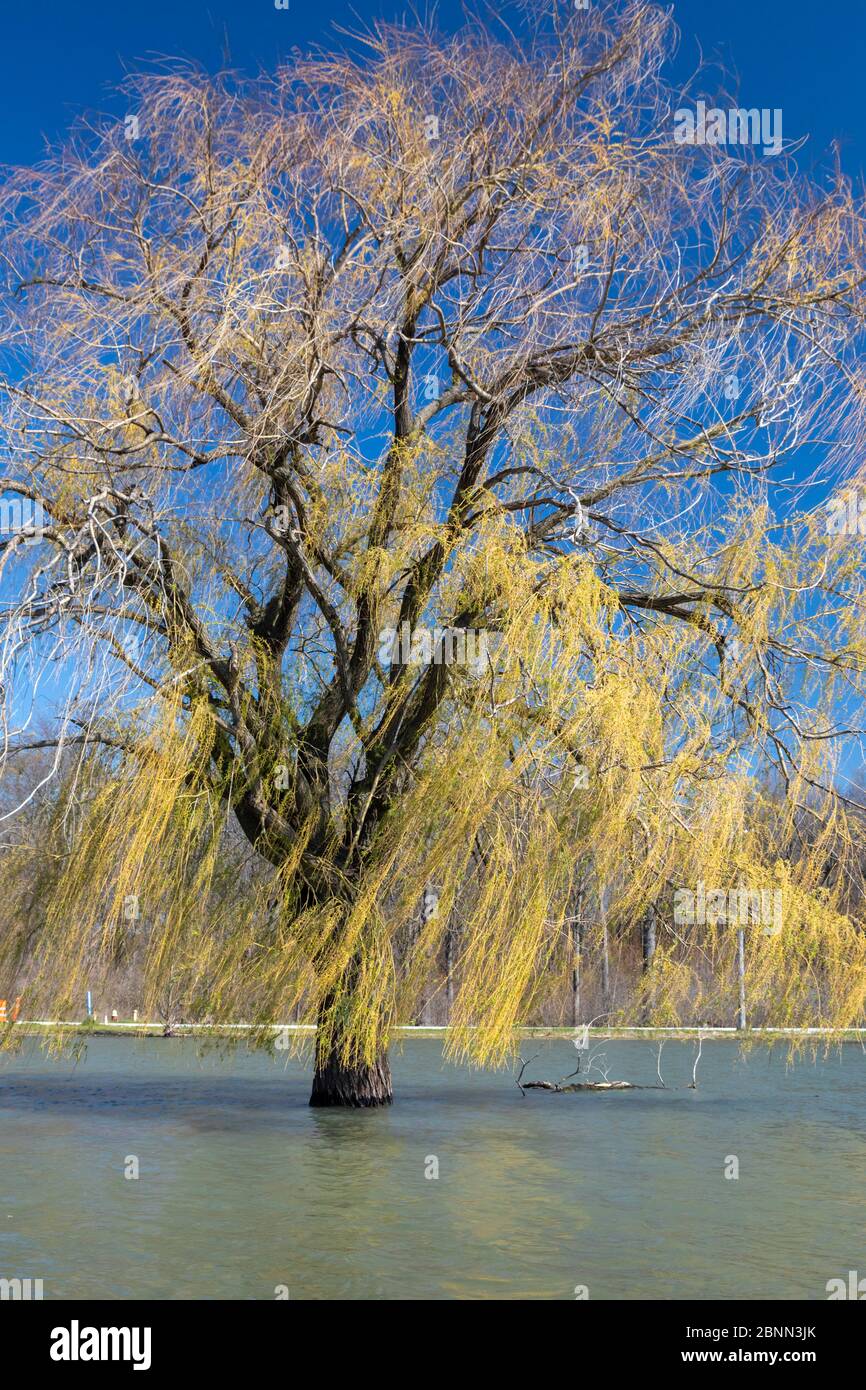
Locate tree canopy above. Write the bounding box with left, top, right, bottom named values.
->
left=1, top=1, right=865, bottom=1101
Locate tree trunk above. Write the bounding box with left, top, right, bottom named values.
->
left=641, top=909, right=656, bottom=971
left=309, top=1040, right=393, bottom=1107
left=309, top=975, right=393, bottom=1107
left=570, top=884, right=583, bottom=1028
left=736, top=928, right=747, bottom=1030
left=639, top=908, right=657, bottom=1024
left=412, top=884, right=438, bottom=1025
left=571, top=923, right=582, bottom=1028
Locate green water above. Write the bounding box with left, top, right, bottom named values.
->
left=0, top=1037, right=863, bottom=1300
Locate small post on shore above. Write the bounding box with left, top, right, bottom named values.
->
left=736, top=929, right=746, bottom=1030
left=571, top=918, right=582, bottom=1028
left=85, top=990, right=93, bottom=1020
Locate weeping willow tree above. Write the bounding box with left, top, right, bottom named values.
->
left=1, top=0, right=866, bottom=1104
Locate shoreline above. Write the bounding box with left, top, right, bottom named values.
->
left=8, top=1021, right=866, bottom=1042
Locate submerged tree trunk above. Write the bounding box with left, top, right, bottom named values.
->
left=309, top=976, right=393, bottom=1107
left=309, top=1039, right=393, bottom=1107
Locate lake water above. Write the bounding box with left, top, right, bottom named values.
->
left=0, top=1036, right=863, bottom=1300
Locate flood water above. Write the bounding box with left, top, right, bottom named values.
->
left=0, top=1036, right=863, bottom=1300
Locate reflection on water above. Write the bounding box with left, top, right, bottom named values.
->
left=0, top=1037, right=863, bottom=1299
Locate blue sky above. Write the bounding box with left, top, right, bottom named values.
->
left=1, top=0, right=863, bottom=767
left=0, top=1, right=863, bottom=177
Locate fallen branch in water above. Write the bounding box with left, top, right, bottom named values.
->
left=514, top=1053, right=666, bottom=1095
left=519, top=1077, right=643, bottom=1092
left=512, top=1020, right=718, bottom=1096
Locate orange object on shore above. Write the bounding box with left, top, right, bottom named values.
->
left=11, top=997, right=20, bottom=1022
left=0, top=1000, right=6, bottom=1022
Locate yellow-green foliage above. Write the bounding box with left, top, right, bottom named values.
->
left=0, top=7, right=865, bottom=1074
left=5, top=503, right=866, bottom=1070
